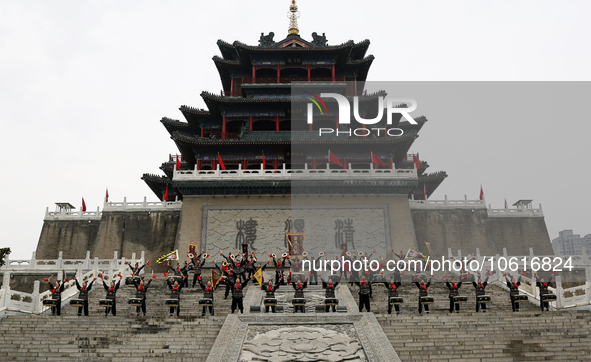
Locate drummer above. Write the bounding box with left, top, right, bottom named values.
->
left=414, top=276, right=432, bottom=315
left=291, top=276, right=309, bottom=313
left=446, top=278, right=463, bottom=313
left=536, top=274, right=554, bottom=312
left=133, top=275, right=156, bottom=316
left=197, top=276, right=216, bottom=316
left=262, top=274, right=282, bottom=313
left=471, top=275, right=489, bottom=313
left=45, top=276, right=66, bottom=316
left=101, top=273, right=122, bottom=316
left=321, top=277, right=339, bottom=312
left=167, top=278, right=183, bottom=316
left=74, top=276, right=96, bottom=316
left=505, top=275, right=522, bottom=312
left=382, top=277, right=402, bottom=315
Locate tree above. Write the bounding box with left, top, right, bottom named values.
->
left=0, top=248, right=11, bottom=267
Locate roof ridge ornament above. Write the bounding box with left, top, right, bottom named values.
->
left=288, top=0, right=300, bottom=36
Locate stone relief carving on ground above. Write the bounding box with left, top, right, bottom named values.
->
left=240, top=325, right=366, bottom=362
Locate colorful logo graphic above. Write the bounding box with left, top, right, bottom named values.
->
left=303, top=91, right=329, bottom=115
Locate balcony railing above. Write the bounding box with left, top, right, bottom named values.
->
left=241, top=77, right=346, bottom=84
left=173, top=163, right=417, bottom=181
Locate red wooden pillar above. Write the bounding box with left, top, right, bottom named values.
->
left=230, top=77, right=235, bottom=96
left=201, top=128, right=205, bottom=137
left=312, top=158, right=317, bottom=169
left=389, top=159, right=393, bottom=169
left=307, top=64, right=311, bottom=82
left=331, top=64, right=335, bottom=82
left=197, top=159, right=202, bottom=170
left=273, top=159, right=279, bottom=170
left=211, top=159, right=216, bottom=170
left=309, top=123, right=313, bottom=131
left=252, top=64, right=257, bottom=82
left=242, top=159, right=248, bottom=169
left=354, top=76, right=358, bottom=95
left=249, top=116, right=253, bottom=131
left=343, top=158, right=348, bottom=168
left=222, top=116, right=227, bottom=139
left=335, top=115, right=339, bottom=130
left=275, top=115, right=280, bottom=131
left=277, top=64, right=281, bottom=83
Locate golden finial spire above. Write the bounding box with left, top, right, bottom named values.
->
left=288, top=0, right=300, bottom=35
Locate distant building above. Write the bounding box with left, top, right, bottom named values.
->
left=552, top=230, right=591, bottom=255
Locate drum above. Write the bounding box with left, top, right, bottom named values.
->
left=99, top=299, right=113, bottom=307
left=128, top=298, right=143, bottom=306
left=477, top=295, right=491, bottom=303
left=389, top=297, right=404, bottom=305
left=420, top=296, right=434, bottom=305
left=43, top=299, right=58, bottom=306
left=165, top=299, right=179, bottom=307
left=292, top=298, right=306, bottom=306
left=325, top=298, right=339, bottom=306
left=453, top=296, right=468, bottom=304
left=264, top=298, right=278, bottom=306
left=513, top=295, right=528, bottom=302
left=199, top=298, right=213, bottom=307
left=541, top=294, right=557, bottom=302
left=70, top=299, right=85, bottom=307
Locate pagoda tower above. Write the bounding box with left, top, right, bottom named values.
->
left=140, top=1, right=448, bottom=257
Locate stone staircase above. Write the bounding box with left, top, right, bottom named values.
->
left=0, top=278, right=254, bottom=361
left=345, top=273, right=591, bottom=361
left=2, top=274, right=591, bottom=361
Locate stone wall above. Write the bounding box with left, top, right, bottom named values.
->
left=411, top=209, right=554, bottom=257
left=92, top=211, right=179, bottom=272
left=35, top=211, right=180, bottom=272
left=36, top=220, right=100, bottom=259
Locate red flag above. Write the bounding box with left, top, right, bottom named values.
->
left=328, top=150, right=343, bottom=168
left=82, top=198, right=86, bottom=212
left=218, top=153, right=226, bottom=170
left=371, top=152, right=385, bottom=168
left=479, top=185, right=484, bottom=200
left=105, top=188, right=109, bottom=202
left=175, top=155, right=181, bottom=170
left=262, top=151, right=266, bottom=169
left=163, top=185, right=169, bottom=202
left=413, top=154, right=420, bottom=173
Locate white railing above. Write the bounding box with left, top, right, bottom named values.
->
left=488, top=204, right=544, bottom=217
left=1, top=251, right=144, bottom=272
left=103, top=196, right=182, bottom=211
left=44, top=198, right=182, bottom=220
left=445, top=247, right=591, bottom=309
left=174, top=163, right=417, bottom=181
left=0, top=251, right=144, bottom=316
left=409, top=197, right=544, bottom=217
left=44, top=207, right=102, bottom=221
left=409, top=195, right=487, bottom=209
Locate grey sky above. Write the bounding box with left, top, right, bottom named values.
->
left=1, top=1, right=590, bottom=259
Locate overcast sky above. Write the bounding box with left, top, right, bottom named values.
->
left=1, top=1, right=590, bottom=260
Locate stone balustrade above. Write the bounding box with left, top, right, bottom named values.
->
left=103, top=196, right=181, bottom=211
left=409, top=195, right=487, bottom=209
left=174, top=163, right=417, bottom=181
left=445, top=247, right=591, bottom=309
left=0, top=251, right=144, bottom=316
left=409, top=196, right=544, bottom=217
